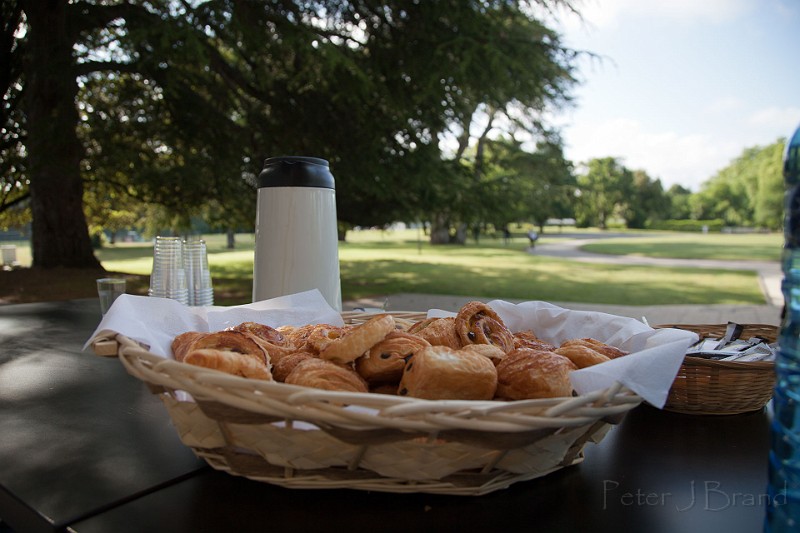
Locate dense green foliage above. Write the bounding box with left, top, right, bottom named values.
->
left=0, top=0, right=788, bottom=271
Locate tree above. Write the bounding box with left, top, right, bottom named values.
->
left=5, top=1, right=580, bottom=268
left=690, top=139, right=784, bottom=228
left=575, top=157, right=633, bottom=229
left=623, top=170, right=668, bottom=229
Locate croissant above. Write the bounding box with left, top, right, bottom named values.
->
left=170, top=330, right=272, bottom=380
left=285, top=358, right=369, bottom=393
left=560, top=338, right=629, bottom=359
left=554, top=344, right=610, bottom=368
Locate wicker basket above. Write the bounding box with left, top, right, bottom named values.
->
left=656, top=323, right=777, bottom=415
left=105, top=311, right=644, bottom=495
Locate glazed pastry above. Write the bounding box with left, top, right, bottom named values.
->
left=495, top=349, right=576, bottom=400
left=285, top=358, right=369, bottom=393
left=561, top=338, right=628, bottom=359
left=513, top=330, right=557, bottom=352
left=356, top=331, right=431, bottom=384
left=407, top=317, right=462, bottom=349
left=307, top=324, right=347, bottom=354
left=554, top=344, right=610, bottom=368
left=272, top=351, right=315, bottom=382
left=171, top=330, right=273, bottom=380
left=320, top=314, right=396, bottom=364
left=454, top=301, right=514, bottom=353
left=398, top=346, right=497, bottom=401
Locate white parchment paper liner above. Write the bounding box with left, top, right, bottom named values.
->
left=86, top=292, right=697, bottom=408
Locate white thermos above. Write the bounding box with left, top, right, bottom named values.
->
left=252, top=156, right=342, bottom=311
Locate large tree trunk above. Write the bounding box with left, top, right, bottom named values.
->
left=23, top=1, right=100, bottom=268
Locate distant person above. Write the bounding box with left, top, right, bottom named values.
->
left=503, top=227, right=511, bottom=244
left=527, top=230, right=539, bottom=248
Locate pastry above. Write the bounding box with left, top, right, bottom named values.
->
left=460, top=344, right=506, bottom=365
left=495, top=349, right=576, bottom=400
left=171, top=330, right=273, bottom=380
left=561, top=338, right=628, bottom=359
left=285, top=358, right=369, bottom=393
left=307, top=324, right=348, bottom=354
left=455, top=301, right=515, bottom=353
left=356, top=331, right=431, bottom=384
left=513, top=330, right=556, bottom=352
left=230, top=321, right=297, bottom=363
left=319, top=314, right=395, bottom=364
left=398, top=345, right=497, bottom=401
left=272, top=351, right=315, bottom=382
left=554, top=344, right=610, bottom=368
left=407, top=317, right=462, bottom=349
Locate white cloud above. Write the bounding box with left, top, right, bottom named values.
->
left=748, top=106, right=800, bottom=132
left=565, top=0, right=756, bottom=31
left=562, top=117, right=743, bottom=190
left=705, top=96, right=745, bottom=115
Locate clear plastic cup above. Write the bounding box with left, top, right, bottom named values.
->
left=183, top=239, right=214, bottom=306
left=148, top=236, right=189, bottom=304
left=97, top=277, right=126, bottom=315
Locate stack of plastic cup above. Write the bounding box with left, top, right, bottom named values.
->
left=148, top=236, right=189, bottom=304
left=183, top=239, right=214, bottom=306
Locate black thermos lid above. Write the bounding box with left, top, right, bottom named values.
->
left=258, top=156, right=335, bottom=189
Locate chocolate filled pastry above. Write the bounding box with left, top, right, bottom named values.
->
left=320, top=314, right=396, bottom=364
left=561, top=338, right=629, bottom=359
left=272, top=351, right=315, bottom=382
left=171, top=330, right=273, bottom=380
left=495, top=349, right=576, bottom=400
left=356, top=331, right=431, bottom=384
left=407, top=317, right=462, bottom=349
left=398, top=346, right=497, bottom=401
left=513, top=330, right=557, bottom=352
left=455, top=301, right=515, bottom=353
left=285, top=358, right=369, bottom=393
left=554, top=344, right=610, bottom=368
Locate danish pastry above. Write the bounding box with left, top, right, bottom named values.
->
left=320, top=314, right=396, bottom=364
left=398, top=346, right=498, bottom=401
left=455, top=301, right=514, bottom=353
left=230, top=321, right=297, bottom=363
left=495, top=349, right=576, bottom=400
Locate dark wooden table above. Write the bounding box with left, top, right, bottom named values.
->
left=0, top=299, right=773, bottom=533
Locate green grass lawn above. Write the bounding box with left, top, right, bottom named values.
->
left=79, top=229, right=772, bottom=306
left=580, top=232, right=782, bottom=261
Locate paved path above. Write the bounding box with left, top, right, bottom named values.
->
left=529, top=237, right=783, bottom=307
left=343, top=233, right=783, bottom=326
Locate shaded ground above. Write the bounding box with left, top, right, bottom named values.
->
left=0, top=267, right=251, bottom=305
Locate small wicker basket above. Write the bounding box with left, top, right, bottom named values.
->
left=656, top=323, right=777, bottom=415
left=103, top=311, right=644, bottom=495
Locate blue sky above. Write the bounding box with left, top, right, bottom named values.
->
left=549, top=0, right=800, bottom=191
